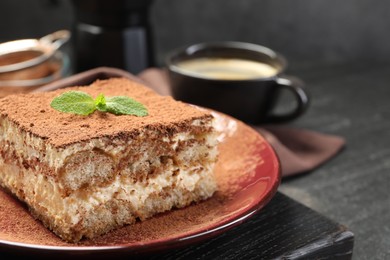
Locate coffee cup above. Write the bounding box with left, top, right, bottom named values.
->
left=166, top=41, right=310, bottom=124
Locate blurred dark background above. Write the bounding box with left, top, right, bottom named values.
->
left=0, top=0, right=388, bottom=72
left=1, top=1, right=390, bottom=259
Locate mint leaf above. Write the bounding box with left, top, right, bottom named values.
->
left=50, top=91, right=96, bottom=115
left=51, top=91, right=148, bottom=117
left=95, top=93, right=107, bottom=112
left=106, top=96, right=148, bottom=116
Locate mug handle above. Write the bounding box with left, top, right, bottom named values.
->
left=266, top=75, right=310, bottom=123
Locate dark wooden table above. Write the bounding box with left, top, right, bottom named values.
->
left=3, top=61, right=389, bottom=259
left=279, top=61, right=390, bottom=259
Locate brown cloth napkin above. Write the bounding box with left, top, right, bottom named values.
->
left=35, top=67, right=345, bottom=177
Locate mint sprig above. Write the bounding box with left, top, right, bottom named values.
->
left=50, top=91, right=148, bottom=116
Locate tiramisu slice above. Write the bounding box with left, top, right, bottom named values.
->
left=0, top=78, right=218, bottom=242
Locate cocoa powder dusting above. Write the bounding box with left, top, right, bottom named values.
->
left=0, top=117, right=273, bottom=248
left=0, top=189, right=69, bottom=246
left=0, top=78, right=210, bottom=148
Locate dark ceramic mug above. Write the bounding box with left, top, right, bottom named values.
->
left=166, top=41, right=310, bottom=125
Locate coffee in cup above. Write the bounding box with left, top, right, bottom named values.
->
left=174, top=57, right=278, bottom=80
left=166, top=41, right=310, bottom=124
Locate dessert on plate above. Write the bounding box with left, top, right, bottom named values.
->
left=0, top=77, right=218, bottom=242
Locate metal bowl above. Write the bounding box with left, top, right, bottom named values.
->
left=0, top=30, right=70, bottom=74
left=0, top=30, right=71, bottom=97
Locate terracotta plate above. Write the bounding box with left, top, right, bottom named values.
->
left=0, top=112, right=281, bottom=257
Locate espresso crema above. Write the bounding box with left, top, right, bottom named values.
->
left=175, top=58, right=278, bottom=80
